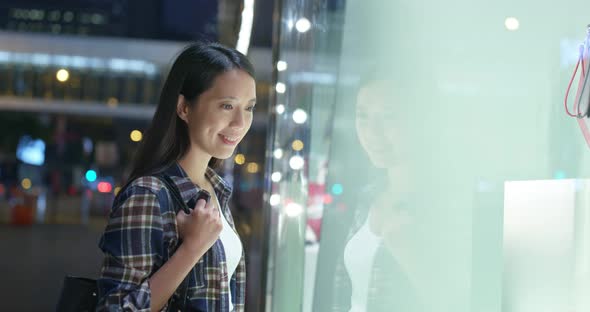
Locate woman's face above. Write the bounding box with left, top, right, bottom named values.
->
left=183, top=69, right=256, bottom=160
left=355, top=80, right=401, bottom=168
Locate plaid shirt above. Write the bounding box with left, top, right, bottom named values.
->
left=96, top=164, right=246, bottom=312
left=327, top=183, right=421, bottom=312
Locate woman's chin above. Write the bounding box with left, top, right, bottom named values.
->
left=368, top=155, right=390, bottom=169
left=213, top=149, right=236, bottom=160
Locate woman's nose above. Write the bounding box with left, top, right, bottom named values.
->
left=230, top=109, right=247, bottom=130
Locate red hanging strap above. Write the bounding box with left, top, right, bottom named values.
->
left=565, top=45, right=586, bottom=117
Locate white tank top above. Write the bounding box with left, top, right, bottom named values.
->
left=343, top=210, right=382, bottom=312
left=214, top=193, right=242, bottom=312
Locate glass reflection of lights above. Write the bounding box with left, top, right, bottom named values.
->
left=331, top=183, right=343, bottom=195
left=292, top=109, right=308, bottom=124
left=236, top=0, right=255, bottom=54
left=554, top=170, right=567, bottom=179
left=289, top=155, right=305, bottom=170
left=295, top=18, right=311, bottom=33
left=291, top=140, right=304, bottom=151
left=277, top=61, right=288, bottom=71
left=271, top=172, right=282, bottom=182
left=285, top=202, right=303, bottom=217
left=505, top=17, right=520, bottom=31
left=270, top=194, right=281, bottom=206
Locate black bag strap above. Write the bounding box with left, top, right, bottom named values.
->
left=157, top=174, right=191, bottom=214
left=154, top=173, right=191, bottom=311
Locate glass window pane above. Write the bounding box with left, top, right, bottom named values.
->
left=265, top=1, right=590, bottom=312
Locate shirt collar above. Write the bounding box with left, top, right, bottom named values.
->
left=162, top=162, right=233, bottom=205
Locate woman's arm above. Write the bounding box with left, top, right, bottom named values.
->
left=97, top=179, right=222, bottom=311
left=97, top=183, right=202, bottom=311
left=148, top=241, right=207, bottom=310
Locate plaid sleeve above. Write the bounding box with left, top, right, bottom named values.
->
left=96, top=185, right=167, bottom=312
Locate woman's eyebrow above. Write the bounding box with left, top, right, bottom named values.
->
left=216, top=96, right=239, bottom=101
left=216, top=96, right=257, bottom=103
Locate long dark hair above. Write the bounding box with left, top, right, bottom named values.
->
left=125, top=41, right=255, bottom=185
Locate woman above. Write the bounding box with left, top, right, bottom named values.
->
left=96, top=41, right=256, bottom=312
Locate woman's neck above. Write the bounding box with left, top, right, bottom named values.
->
left=386, top=164, right=416, bottom=201
left=177, top=148, right=211, bottom=187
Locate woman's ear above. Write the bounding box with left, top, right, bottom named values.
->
left=176, top=94, right=190, bottom=123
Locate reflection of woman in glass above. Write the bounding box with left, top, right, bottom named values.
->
left=334, top=79, right=423, bottom=312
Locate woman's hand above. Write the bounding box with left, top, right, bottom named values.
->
left=175, top=199, right=222, bottom=255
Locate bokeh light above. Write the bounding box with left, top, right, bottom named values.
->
left=56, top=69, right=69, bottom=82
left=21, top=178, right=32, bottom=190
left=235, top=154, right=246, bottom=165
left=292, top=140, right=304, bottom=151
left=130, top=130, right=142, bottom=142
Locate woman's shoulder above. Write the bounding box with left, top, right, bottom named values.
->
left=127, top=175, right=166, bottom=193
left=114, top=176, right=167, bottom=205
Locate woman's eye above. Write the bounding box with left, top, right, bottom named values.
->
left=247, top=106, right=256, bottom=112
left=222, top=104, right=233, bottom=110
